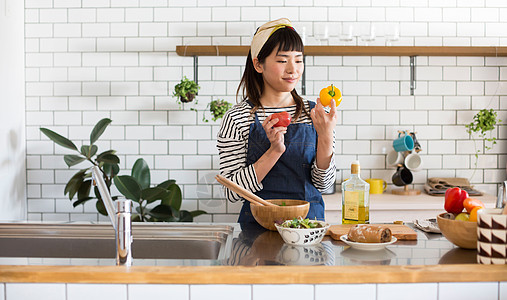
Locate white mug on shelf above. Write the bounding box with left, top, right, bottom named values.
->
left=405, top=153, right=423, bottom=172
left=386, top=150, right=404, bottom=168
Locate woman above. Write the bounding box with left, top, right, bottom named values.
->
left=217, top=18, right=337, bottom=224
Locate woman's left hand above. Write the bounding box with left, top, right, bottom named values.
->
left=310, top=98, right=338, bottom=140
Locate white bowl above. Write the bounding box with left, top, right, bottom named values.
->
left=276, top=243, right=335, bottom=265
left=275, top=221, right=330, bottom=246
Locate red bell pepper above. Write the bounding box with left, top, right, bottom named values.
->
left=444, top=187, right=469, bottom=214
left=271, top=111, right=291, bottom=128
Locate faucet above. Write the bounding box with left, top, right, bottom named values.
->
left=496, top=181, right=507, bottom=209
left=91, top=166, right=133, bottom=266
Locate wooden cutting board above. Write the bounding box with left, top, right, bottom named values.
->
left=327, top=224, right=418, bottom=241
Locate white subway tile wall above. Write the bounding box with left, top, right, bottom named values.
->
left=25, top=2, right=507, bottom=222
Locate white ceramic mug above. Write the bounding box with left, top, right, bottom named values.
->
left=404, top=153, right=423, bottom=172
left=386, top=150, right=404, bottom=168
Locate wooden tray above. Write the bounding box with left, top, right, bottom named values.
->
left=327, top=224, right=418, bottom=241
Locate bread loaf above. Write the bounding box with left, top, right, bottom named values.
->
left=347, top=224, right=392, bottom=243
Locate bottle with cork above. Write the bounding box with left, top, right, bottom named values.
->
left=342, top=160, right=370, bottom=224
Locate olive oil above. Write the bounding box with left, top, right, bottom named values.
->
left=342, top=161, right=370, bottom=224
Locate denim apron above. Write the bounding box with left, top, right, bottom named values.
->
left=238, top=101, right=325, bottom=224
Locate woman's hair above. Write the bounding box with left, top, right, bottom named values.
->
left=237, top=27, right=308, bottom=121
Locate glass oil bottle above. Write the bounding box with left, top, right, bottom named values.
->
left=342, top=160, right=370, bottom=224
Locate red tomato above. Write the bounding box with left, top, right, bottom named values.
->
left=272, top=111, right=291, bottom=127
left=444, top=187, right=469, bottom=214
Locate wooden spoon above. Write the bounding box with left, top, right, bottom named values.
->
left=215, top=175, right=277, bottom=207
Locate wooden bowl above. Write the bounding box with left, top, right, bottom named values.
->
left=250, top=199, right=310, bottom=231
left=437, top=213, right=477, bottom=249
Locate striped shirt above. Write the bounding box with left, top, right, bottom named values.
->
left=217, top=99, right=336, bottom=203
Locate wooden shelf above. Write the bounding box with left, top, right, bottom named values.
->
left=176, top=45, right=507, bottom=57
left=176, top=45, right=507, bottom=95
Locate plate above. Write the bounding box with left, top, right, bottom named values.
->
left=340, top=235, right=397, bottom=251
left=341, top=247, right=396, bottom=262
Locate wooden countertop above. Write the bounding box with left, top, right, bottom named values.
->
left=1, top=264, right=507, bottom=284
left=0, top=194, right=503, bottom=285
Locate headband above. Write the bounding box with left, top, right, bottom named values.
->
left=250, top=18, right=294, bottom=60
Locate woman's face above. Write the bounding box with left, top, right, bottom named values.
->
left=254, top=48, right=304, bottom=93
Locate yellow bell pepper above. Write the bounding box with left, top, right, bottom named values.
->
left=319, top=84, right=342, bottom=107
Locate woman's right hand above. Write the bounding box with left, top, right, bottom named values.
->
left=262, top=114, right=287, bottom=154
left=253, top=114, right=287, bottom=183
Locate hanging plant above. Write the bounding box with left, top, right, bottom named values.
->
left=203, top=98, right=233, bottom=122
left=465, top=108, right=502, bottom=155
left=172, top=76, right=200, bottom=104
left=465, top=108, right=502, bottom=178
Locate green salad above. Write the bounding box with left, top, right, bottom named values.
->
left=278, top=217, right=323, bottom=229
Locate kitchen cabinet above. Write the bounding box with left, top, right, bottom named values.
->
left=0, top=221, right=506, bottom=299
left=1, top=223, right=507, bottom=300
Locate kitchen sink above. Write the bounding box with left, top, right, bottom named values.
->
left=0, top=223, right=234, bottom=261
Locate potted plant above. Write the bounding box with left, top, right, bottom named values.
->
left=40, top=118, right=206, bottom=222
left=173, top=76, right=200, bottom=103
left=465, top=108, right=502, bottom=174
left=203, top=98, right=233, bottom=122
left=466, top=108, right=502, bottom=155
left=114, top=158, right=206, bottom=222
left=40, top=118, right=120, bottom=212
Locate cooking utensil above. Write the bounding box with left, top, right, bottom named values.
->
left=215, top=175, right=277, bottom=207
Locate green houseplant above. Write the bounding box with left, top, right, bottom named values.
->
left=173, top=76, right=200, bottom=103
left=40, top=118, right=206, bottom=222
left=465, top=108, right=502, bottom=158
left=465, top=108, right=502, bottom=179
left=114, top=158, right=206, bottom=222
left=40, top=118, right=120, bottom=213
left=203, top=98, right=233, bottom=122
